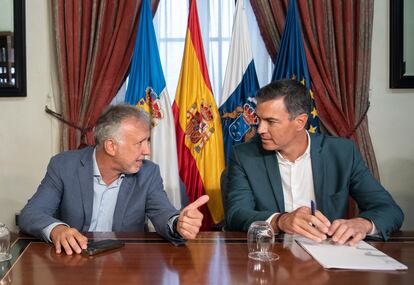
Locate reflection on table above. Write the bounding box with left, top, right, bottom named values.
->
left=1, top=231, right=413, bottom=285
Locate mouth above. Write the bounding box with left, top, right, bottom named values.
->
left=135, top=159, right=143, bottom=167
left=261, top=137, right=271, bottom=142
left=260, top=137, right=277, bottom=149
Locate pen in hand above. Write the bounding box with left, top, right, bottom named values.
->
left=310, top=200, right=317, bottom=229
left=311, top=200, right=316, bottom=216
left=311, top=200, right=332, bottom=239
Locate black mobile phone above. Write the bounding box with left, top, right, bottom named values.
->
left=82, top=239, right=125, bottom=256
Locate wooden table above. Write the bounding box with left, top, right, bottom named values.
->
left=1, top=232, right=413, bottom=285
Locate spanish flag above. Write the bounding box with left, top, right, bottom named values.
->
left=172, top=0, right=225, bottom=229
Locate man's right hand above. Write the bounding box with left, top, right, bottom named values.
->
left=276, top=206, right=331, bottom=242
left=50, top=225, right=88, bottom=255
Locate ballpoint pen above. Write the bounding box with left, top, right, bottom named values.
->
left=311, top=200, right=332, bottom=239
left=311, top=200, right=316, bottom=216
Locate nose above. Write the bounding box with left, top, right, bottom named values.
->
left=143, top=140, right=151, bottom=156
left=257, top=120, right=267, bottom=135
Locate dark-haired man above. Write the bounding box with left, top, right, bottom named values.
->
left=225, top=79, right=403, bottom=245
left=20, top=105, right=207, bottom=254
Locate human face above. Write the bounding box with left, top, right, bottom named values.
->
left=256, top=98, right=306, bottom=153
left=112, top=118, right=151, bottom=174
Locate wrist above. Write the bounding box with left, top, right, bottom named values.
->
left=50, top=224, right=68, bottom=241
left=357, top=217, right=373, bottom=234
left=272, top=212, right=287, bottom=233
left=171, top=216, right=182, bottom=238
left=173, top=216, right=179, bottom=232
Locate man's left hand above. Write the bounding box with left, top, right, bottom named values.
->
left=176, top=195, right=209, bottom=239
left=327, top=217, right=373, bottom=246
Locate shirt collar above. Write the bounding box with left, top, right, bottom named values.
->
left=92, top=148, right=100, bottom=177
left=276, top=131, right=311, bottom=164
left=93, top=148, right=125, bottom=184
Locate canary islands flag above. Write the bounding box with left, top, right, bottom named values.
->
left=272, top=0, right=319, bottom=133
left=172, top=0, right=225, bottom=229
left=125, top=0, right=181, bottom=209
left=219, top=0, right=260, bottom=164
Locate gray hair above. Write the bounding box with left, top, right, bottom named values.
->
left=256, top=79, right=311, bottom=120
left=94, top=104, right=151, bottom=146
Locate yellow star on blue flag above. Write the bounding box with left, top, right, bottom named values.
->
left=271, top=0, right=319, bottom=133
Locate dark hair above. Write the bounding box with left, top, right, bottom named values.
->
left=256, top=79, right=311, bottom=120
left=94, top=104, right=150, bottom=146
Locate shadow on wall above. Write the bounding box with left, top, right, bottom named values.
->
left=381, top=158, right=414, bottom=230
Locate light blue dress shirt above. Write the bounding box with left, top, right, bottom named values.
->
left=42, top=149, right=124, bottom=241
left=88, top=149, right=124, bottom=231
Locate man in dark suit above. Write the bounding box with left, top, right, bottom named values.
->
left=20, top=105, right=207, bottom=255
left=225, top=79, right=403, bottom=245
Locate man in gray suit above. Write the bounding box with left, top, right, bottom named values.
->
left=20, top=105, right=208, bottom=255
left=225, top=79, right=403, bottom=245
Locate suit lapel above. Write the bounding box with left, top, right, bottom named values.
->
left=310, top=135, right=325, bottom=213
left=78, top=147, right=94, bottom=231
left=112, top=175, right=136, bottom=232
left=264, top=152, right=285, bottom=212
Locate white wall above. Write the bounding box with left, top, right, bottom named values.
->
left=0, top=0, right=60, bottom=231
left=369, top=0, right=414, bottom=230
left=0, top=1, right=412, bottom=232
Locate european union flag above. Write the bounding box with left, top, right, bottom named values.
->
left=272, top=0, right=319, bottom=133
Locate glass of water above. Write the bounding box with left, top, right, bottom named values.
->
left=0, top=223, right=12, bottom=262
left=247, top=221, right=279, bottom=261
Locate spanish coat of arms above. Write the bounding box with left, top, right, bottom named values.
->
left=185, top=101, right=215, bottom=153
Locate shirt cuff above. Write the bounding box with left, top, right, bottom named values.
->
left=368, top=220, right=378, bottom=236
left=42, top=222, right=69, bottom=243
left=266, top=213, right=278, bottom=224
left=167, top=215, right=181, bottom=238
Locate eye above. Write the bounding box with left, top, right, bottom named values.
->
left=137, top=138, right=150, bottom=146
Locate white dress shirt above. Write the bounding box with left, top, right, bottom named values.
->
left=266, top=132, right=314, bottom=223
left=277, top=132, right=315, bottom=213
left=266, top=132, right=376, bottom=235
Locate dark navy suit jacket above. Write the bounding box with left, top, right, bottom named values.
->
left=225, top=134, right=404, bottom=240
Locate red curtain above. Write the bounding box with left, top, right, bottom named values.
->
left=51, top=0, right=160, bottom=150
left=250, top=0, right=379, bottom=180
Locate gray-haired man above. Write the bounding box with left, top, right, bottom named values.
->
left=20, top=105, right=207, bottom=255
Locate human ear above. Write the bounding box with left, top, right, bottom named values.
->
left=295, top=113, right=308, bottom=130
left=103, top=139, right=117, bottom=156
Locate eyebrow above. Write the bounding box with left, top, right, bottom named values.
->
left=259, top=116, right=280, bottom=122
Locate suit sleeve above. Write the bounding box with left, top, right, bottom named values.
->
left=349, top=142, right=404, bottom=240
left=225, top=147, right=275, bottom=231
left=144, top=164, right=184, bottom=245
left=19, top=156, right=66, bottom=240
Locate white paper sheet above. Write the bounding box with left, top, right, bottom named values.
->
left=296, top=237, right=408, bottom=271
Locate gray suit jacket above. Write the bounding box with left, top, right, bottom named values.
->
left=19, top=146, right=183, bottom=244
left=225, top=134, right=404, bottom=240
